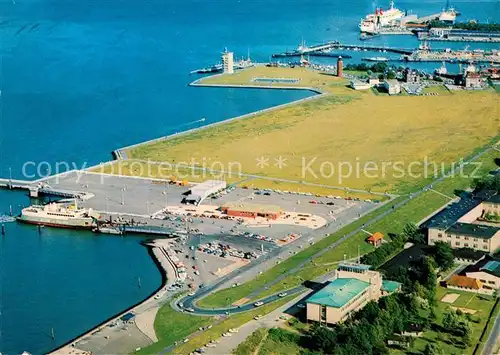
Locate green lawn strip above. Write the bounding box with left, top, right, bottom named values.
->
left=233, top=328, right=269, bottom=355
left=198, top=197, right=404, bottom=308
left=409, top=287, right=496, bottom=355
left=473, top=297, right=500, bottom=355
left=392, top=137, right=499, bottom=196
left=134, top=304, right=214, bottom=354
left=173, top=296, right=295, bottom=354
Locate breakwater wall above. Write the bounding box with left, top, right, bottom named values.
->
left=112, top=81, right=327, bottom=160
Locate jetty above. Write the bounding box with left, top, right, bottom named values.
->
left=0, top=177, right=92, bottom=199
left=272, top=41, right=414, bottom=58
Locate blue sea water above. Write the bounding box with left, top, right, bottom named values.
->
left=0, top=0, right=499, bottom=353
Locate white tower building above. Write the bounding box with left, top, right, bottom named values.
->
left=222, top=48, right=234, bottom=74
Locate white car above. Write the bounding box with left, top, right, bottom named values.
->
left=206, top=343, right=217, bottom=348
left=254, top=301, right=264, bottom=307
left=297, top=303, right=306, bottom=309
left=185, top=307, right=195, bottom=312
left=229, top=328, right=239, bottom=333
left=254, top=315, right=262, bottom=320
left=278, top=292, right=287, bottom=297
left=222, top=332, right=233, bottom=337
left=188, top=292, right=195, bottom=296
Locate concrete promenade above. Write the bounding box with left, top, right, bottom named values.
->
left=50, top=241, right=178, bottom=354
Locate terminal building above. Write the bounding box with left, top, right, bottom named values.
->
left=306, top=263, right=401, bottom=325
left=184, top=180, right=227, bottom=206
left=221, top=202, right=282, bottom=220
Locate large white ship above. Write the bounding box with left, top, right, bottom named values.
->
left=359, top=1, right=404, bottom=34
left=18, top=202, right=99, bottom=229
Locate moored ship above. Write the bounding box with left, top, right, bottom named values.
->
left=18, top=202, right=99, bottom=229
left=359, top=1, right=404, bottom=34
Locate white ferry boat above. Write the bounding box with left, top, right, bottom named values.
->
left=18, top=202, right=99, bottom=229
left=359, top=1, right=404, bottom=34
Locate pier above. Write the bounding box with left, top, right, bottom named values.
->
left=0, top=178, right=32, bottom=189
left=0, top=177, right=92, bottom=199
left=272, top=42, right=414, bottom=59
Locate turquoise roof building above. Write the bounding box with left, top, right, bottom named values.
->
left=381, top=280, right=402, bottom=293
left=306, top=278, right=370, bottom=308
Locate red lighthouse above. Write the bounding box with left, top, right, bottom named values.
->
left=337, top=56, right=343, bottom=77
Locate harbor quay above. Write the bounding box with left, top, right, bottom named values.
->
left=22, top=169, right=378, bottom=354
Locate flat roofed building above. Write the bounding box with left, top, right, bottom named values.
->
left=306, top=262, right=400, bottom=325
left=382, top=280, right=403, bottom=295
left=185, top=180, right=227, bottom=206
left=483, top=195, right=500, bottom=215
left=221, top=202, right=282, bottom=220
left=383, top=79, right=401, bottom=95
left=464, top=258, right=500, bottom=291
left=306, top=278, right=371, bottom=324
left=350, top=79, right=371, bottom=90
left=428, top=222, right=500, bottom=253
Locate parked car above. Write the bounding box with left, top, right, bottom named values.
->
left=278, top=292, right=287, bottom=297
left=254, top=301, right=264, bottom=307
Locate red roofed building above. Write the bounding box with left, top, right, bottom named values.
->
left=367, top=232, right=384, bottom=247
left=446, top=275, right=483, bottom=293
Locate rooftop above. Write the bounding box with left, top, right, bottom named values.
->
left=481, top=260, right=500, bottom=277
left=221, top=202, right=282, bottom=214
left=368, top=232, right=384, bottom=242
left=462, top=256, right=500, bottom=278
left=447, top=222, right=499, bottom=239
left=306, top=278, right=370, bottom=308
left=382, top=280, right=402, bottom=293
left=486, top=194, right=500, bottom=204
left=447, top=275, right=482, bottom=289
left=385, top=79, right=400, bottom=86
left=338, top=262, right=372, bottom=272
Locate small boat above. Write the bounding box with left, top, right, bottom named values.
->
left=362, top=57, right=389, bottom=62
left=94, top=226, right=123, bottom=235
left=0, top=215, right=16, bottom=223
left=189, top=64, right=223, bottom=74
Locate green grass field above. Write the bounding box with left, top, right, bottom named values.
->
left=407, top=287, right=497, bottom=355
left=128, top=66, right=498, bottom=195
left=135, top=303, right=214, bottom=354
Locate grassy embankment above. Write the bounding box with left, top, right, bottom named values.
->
left=171, top=296, right=295, bottom=354
left=233, top=328, right=268, bottom=355
left=127, top=66, right=498, bottom=196
left=135, top=304, right=214, bottom=355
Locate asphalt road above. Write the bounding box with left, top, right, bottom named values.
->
left=482, top=302, right=500, bottom=355
left=178, top=285, right=307, bottom=315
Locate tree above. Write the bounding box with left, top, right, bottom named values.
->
left=386, top=71, right=396, bottom=80
left=431, top=241, right=454, bottom=271
left=442, top=310, right=460, bottom=332
left=311, top=325, right=337, bottom=352
left=402, top=223, right=426, bottom=244
left=424, top=343, right=443, bottom=355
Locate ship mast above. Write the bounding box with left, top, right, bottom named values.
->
left=390, top=0, right=394, bottom=10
